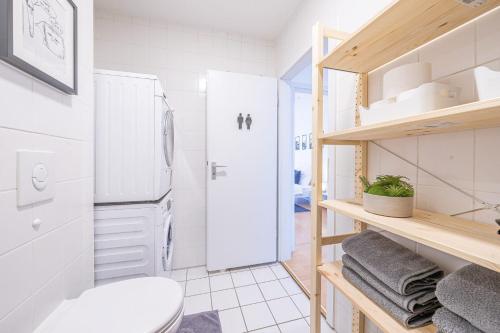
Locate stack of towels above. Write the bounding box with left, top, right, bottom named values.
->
left=432, top=264, right=500, bottom=333
left=341, top=230, right=443, bottom=328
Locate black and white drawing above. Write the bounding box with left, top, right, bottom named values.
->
left=309, top=133, right=312, bottom=149
left=301, top=135, right=307, bottom=150
left=295, top=136, right=300, bottom=150
left=25, top=0, right=66, bottom=60
left=0, top=0, right=78, bottom=94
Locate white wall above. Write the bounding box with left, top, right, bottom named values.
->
left=94, top=10, right=276, bottom=268
left=276, top=0, right=335, bottom=77
left=277, top=2, right=500, bottom=333
left=0, top=1, right=95, bottom=332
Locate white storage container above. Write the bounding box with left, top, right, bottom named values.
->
left=383, top=62, right=431, bottom=99
left=360, top=82, right=460, bottom=126
left=474, top=66, right=500, bottom=101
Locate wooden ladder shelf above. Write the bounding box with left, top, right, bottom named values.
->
left=310, top=1, right=500, bottom=333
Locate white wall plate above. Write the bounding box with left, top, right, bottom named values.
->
left=17, top=150, right=56, bottom=206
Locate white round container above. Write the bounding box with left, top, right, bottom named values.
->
left=363, top=193, right=414, bottom=218
left=383, top=62, right=432, bottom=99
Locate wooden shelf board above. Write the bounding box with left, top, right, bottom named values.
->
left=320, top=200, right=500, bottom=272
left=318, top=261, right=437, bottom=333
left=320, top=98, right=500, bottom=141
left=320, top=0, right=500, bottom=73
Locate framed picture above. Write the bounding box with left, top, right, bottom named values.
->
left=295, top=136, right=300, bottom=150
left=0, top=0, right=78, bottom=94
left=301, top=135, right=307, bottom=150
left=309, top=133, right=312, bottom=149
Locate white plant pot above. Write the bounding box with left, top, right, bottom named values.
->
left=363, top=193, right=414, bottom=218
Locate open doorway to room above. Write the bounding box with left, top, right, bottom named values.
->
left=281, top=62, right=330, bottom=310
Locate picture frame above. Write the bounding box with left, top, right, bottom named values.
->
left=301, top=134, right=307, bottom=150
left=309, top=133, right=312, bottom=149
left=0, top=0, right=78, bottom=94
left=295, top=136, right=300, bottom=151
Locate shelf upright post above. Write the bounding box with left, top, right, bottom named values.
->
left=311, top=21, right=325, bottom=333
left=352, top=72, right=369, bottom=333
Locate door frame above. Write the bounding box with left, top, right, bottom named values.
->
left=277, top=50, right=312, bottom=262
left=277, top=78, right=295, bottom=262
left=277, top=48, right=336, bottom=327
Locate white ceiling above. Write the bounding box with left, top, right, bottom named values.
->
left=95, top=0, right=303, bottom=40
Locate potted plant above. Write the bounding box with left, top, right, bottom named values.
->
left=360, top=175, right=415, bottom=218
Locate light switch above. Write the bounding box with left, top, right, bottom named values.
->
left=17, top=150, right=55, bottom=206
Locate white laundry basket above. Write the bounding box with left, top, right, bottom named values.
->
left=474, top=66, right=500, bottom=101
left=383, top=62, right=432, bottom=99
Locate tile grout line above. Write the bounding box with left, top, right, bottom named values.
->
left=207, top=270, right=213, bottom=311
left=227, top=269, right=248, bottom=332
left=249, top=266, right=281, bottom=331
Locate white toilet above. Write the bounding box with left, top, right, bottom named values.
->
left=34, top=277, right=184, bottom=333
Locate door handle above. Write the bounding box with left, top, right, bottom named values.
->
left=211, top=162, right=228, bottom=180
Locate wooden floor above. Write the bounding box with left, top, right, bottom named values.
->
left=283, top=209, right=328, bottom=309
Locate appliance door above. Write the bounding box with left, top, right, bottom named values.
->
left=163, top=102, right=174, bottom=168
left=161, top=214, right=174, bottom=273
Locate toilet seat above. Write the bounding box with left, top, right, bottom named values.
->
left=34, top=277, right=184, bottom=333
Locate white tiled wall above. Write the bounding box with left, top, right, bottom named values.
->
left=329, top=5, right=500, bottom=333
left=0, top=1, right=95, bottom=332
left=94, top=10, right=276, bottom=269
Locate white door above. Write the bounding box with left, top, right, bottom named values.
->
left=207, top=70, right=278, bottom=271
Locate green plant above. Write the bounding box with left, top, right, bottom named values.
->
left=360, top=175, right=414, bottom=197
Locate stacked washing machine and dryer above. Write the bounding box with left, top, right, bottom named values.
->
left=93, top=70, right=175, bottom=286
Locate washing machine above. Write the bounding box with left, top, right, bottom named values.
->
left=94, top=193, right=175, bottom=285
left=156, top=191, right=174, bottom=277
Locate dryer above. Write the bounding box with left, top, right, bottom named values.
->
left=94, top=70, right=174, bottom=204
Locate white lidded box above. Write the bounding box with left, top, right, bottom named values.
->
left=360, top=82, right=461, bottom=126
left=383, top=62, right=431, bottom=99
left=474, top=66, right=500, bottom=101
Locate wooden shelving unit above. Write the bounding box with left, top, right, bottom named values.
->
left=317, top=262, right=437, bottom=333
left=310, top=1, right=500, bottom=333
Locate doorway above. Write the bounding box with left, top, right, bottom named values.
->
left=280, top=62, right=330, bottom=311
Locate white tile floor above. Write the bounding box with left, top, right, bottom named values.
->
left=172, top=262, right=335, bottom=333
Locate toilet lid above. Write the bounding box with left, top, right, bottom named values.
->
left=47, top=277, right=183, bottom=333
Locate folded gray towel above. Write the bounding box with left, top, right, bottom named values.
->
left=433, top=308, right=484, bottom=333
left=436, top=264, right=500, bottom=333
left=342, top=255, right=440, bottom=313
left=342, top=230, right=443, bottom=295
left=342, top=266, right=439, bottom=328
